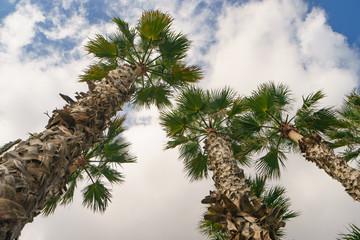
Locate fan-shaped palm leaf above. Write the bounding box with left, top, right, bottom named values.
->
left=338, top=224, right=360, bottom=240
left=137, top=10, right=173, bottom=41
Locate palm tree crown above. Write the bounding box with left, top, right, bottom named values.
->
left=82, top=10, right=202, bottom=109
left=160, top=86, right=244, bottom=180
left=231, top=82, right=340, bottom=178
left=329, top=89, right=360, bottom=162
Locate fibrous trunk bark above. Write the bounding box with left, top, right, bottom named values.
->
left=202, top=130, right=285, bottom=240
left=0, top=64, right=143, bottom=239
left=295, top=131, right=360, bottom=202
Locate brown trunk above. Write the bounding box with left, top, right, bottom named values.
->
left=298, top=133, right=360, bottom=202
left=202, top=129, right=285, bottom=240
left=0, top=64, right=143, bottom=239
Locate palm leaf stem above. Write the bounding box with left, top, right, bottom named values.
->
left=84, top=167, right=96, bottom=185
left=148, top=63, right=163, bottom=68
left=287, top=115, right=296, bottom=124
left=148, top=68, right=169, bottom=77
left=261, top=125, right=279, bottom=130
left=130, top=44, right=142, bottom=63
left=142, top=39, right=153, bottom=62
left=213, top=117, right=229, bottom=129
left=84, top=141, right=108, bottom=160
left=265, top=110, right=282, bottom=125
left=146, top=54, right=162, bottom=65
left=199, top=112, right=210, bottom=129
left=144, top=72, right=155, bottom=87
left=141, top=75, right=145, bottom=87
left=116, top=55, right=134, bottom=65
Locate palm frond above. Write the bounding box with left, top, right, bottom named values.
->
left=85, top=34, right=117, bottom=61
left=179, top=139, right=208, bottom=181
left=248, top=175, right=267, bottom=198
left=132, top=84, right=172, bottom=109
left=108, top=31, right=134, bottom=60
left=87, top=164, right=124, bottom=184
left=79, top=62, right=118, bottom=82
left=207, top=87, right=236, bottom=115
left=137, top=10, right=173, bottom=41
left=338, top=224, right=360, bottom=240
left=246, top=82, right=292, bottom=121
left=231, top=113, right=263, bottom=138
left=177, top=86, right=207, bottom=115
left=256, top=147, right=286, bottom=179
left=42, top=195, right=61, bottom=216
left=158, top=31, right=190, bottom=61
left=227, top=97, right=246, bottom=118
left=82, top=180, right=112, bottom=212
left=170, top=64, right=203, bottom=85
left=160, top=110, right=191, bottom=136
left=112, top=17, right=136, bottom=43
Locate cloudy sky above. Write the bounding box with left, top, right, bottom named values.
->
left=1, top=0, right=360, bottom=239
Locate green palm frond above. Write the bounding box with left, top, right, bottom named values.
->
left=137, top=10, right=173, bottom=41
left=132, top=84, right=172, bottom=109
left=227, top=98, right=246, bottom=118
left=85, top=34, right=117, bottom=61
left=246, top=82, right=292, bottom=120
left=300, top=90, right=325, bottom=111
left=248, top=175, right=267, bottom=198
left=263, top=186, right=300, bottom=222
left=160, top=110, right=191, bottom=136
left=42, top=195, right=61, bottom=216
left=328, top=89, right=360, bottom=162
left=159, top=31, right=190, bottom=61
left=82, top=11, right=202, bottom=111
left=79, top=62, right=118, bottom=82
left=61, top=169, right=83, bottom=205
left=43, top=117, right=134, bottom=214
left=82, top=180, right=112, bottom=212
left=178, top=138, right=208, bottom=181
left=169, top=64, right=203, bottom=85
left=295, top=107, right=339, bottom=134
left=87, top=164, right=124, bottom=184
left=207, top=87, right=236, bottom=115
left=338, top=224, right=360, bottom=240
left=177, top=86, right=207, bottom=115
left=112, top=17, right=136, bottom=43
left=108, top=31, right=134, bottom=60
left=256, top=147, right=287, bottom=179
left=231, top=113, right=263, bottom=138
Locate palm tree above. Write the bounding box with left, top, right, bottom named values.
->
left=231, top=82, right=360, bottom=201
left=161, top=86, right=287, bottom=239
left=338, top=223, right=360, bottom=240
left=0, top=10, right=201, bottom=239
left=200, top=175, right=299, bottom=239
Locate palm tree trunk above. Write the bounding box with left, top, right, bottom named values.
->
left=292, top=131, right=360, bottom=202
left=202, top=129, right=285, bottom=240
left=0, top=63, right=143, bottom=240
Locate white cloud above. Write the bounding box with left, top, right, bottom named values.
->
left=207, top=0, right=360, bottom=107
left=0, top=1, right=44, bottom=56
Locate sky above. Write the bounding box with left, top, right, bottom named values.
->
left=0, top=0, right=360, bottom=239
